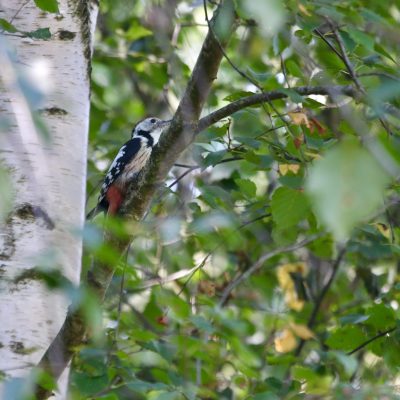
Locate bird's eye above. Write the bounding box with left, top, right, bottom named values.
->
left=150, top=118, right=156, bottom=124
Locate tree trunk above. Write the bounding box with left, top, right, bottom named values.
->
left=0, top=1, right=97, bottom=398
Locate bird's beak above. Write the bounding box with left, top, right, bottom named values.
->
left=159, top=119, right=172, bottom=128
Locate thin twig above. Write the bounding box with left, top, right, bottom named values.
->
left=168, top=166, right=198, bottom=189
left=313, top=28, right=344, bottom=62
left=308, top=246, right=346, bottom=328
left=329, top=23, right=392, bottom=134
left=137, top=213, right=271, bottom=291
left=280, top=55, right=291, bottom=89
left=137, top=265, right=204, bottom=289
left=347, top=327, right=396, bottom=355
left=203, top=0, right=259, bottom=88
left=239, top=213, right=270, bottom=228
left=174, top=163, right=197, bottom=168
left=331, top=26, right=364, bottom=92
left=218, top=234, right=321, bottom=307
left=294, top=245, right=347, bottom=356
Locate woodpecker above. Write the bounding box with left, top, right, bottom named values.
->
left=87, top=117, right=170, bottom=219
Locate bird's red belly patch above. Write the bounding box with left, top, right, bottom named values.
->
left=106, top=185, right=124, bottom=215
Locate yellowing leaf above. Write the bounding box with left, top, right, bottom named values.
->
left=298, top=3, right=311, bottom=16
left=271, top=187, right=310, bottom=230
left=290, top=323, right=314, bottom=340
left=304, top=151, right=322, bottom=160
left=275, top=329, right=297, bottom=353
left=277, top=263, right=308, bottom=311
left=288, top=111, right=310, bottom=128
left=372, top=222, right=391, bottom=240
left=198, top=280, right=216, bottom=297
left=277, top=262, right=308, bottom=282
left=285, top=291, right=305, bottom=311
left=279, top=164, right=300, bottom=175
left=276, top=262, right=308, bottom=311
left=277, top=267, right=294, bottom=290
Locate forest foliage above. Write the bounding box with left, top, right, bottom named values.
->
left=3, top=0, right=400, bottom=399
left=81, top=1, right=400, bottom=398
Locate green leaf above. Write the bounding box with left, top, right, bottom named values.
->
left=190, top=315, right=215, bottom=335
left=0, top=18, right=17, bottom=32
left=34, top=0, right=59, bottom=13
left=35, top=370, right=57, bottom=391
left=329, top=351, right=358, bottom=376
left=124, top=22, right=152, bottom=41
left=252, top=392, right=280, bottom=400
left=326, top=326, right=367, bottom=352
left=203, top=150, right=227, bottom=167
left=365, top=304, right=395, bottom=330
left=73, top=372, right=109, bottom=396
left=153, top=391, right=183, bottom=400
left=306, top=139, right=390, bottom=240
left=97, top=395, right=119, bottom=400
left=26, top=27, right=51, bottom=39
left=127, top=380, right=169, bottom=394
left=271, top=187, right=310, bottom=229
left=234, top=0, right=286, bottom=37
left=156, top=290, right=190, bottom=321
left=374, top=43, right=396, bottom=63
left=285, top=59, right=303, bottom=79
left=223, top=91, right=255, bottom=102
left=347, top=28, right=374, bottom=51
left=279, top=88, right=304, bottom=103
left=235, top=178, right=257, bottom=198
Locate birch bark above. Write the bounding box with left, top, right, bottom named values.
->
left=0, top=1, right=97, bottom=397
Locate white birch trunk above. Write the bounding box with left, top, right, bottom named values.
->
left=0, top=1, right=97, bottom=398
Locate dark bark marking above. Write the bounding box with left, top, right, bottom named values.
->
left=15, top=203, right=55, bottom=230
left=58, top=30, right=76, bottom=40
left=39, top=107, right=68, bottom=116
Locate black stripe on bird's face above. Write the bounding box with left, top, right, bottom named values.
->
left=136, top=130, right=154, bottom=148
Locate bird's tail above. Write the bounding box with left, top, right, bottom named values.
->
left=86, top=206, right=102, bottom=220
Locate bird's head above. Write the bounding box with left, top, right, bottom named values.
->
left=131, top=117, right=171, bottom=144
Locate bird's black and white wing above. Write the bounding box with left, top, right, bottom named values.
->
left=98, top=138, right=142, bottom=203
left=86, top=138, right=142, bottom=219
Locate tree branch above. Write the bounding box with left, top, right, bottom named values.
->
left=121, top=0, right=237, bottom=220
left=197, top=85, right=357, bottom=132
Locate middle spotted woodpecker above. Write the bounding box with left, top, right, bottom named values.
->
left=87, top=117, right=171, bottom=219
